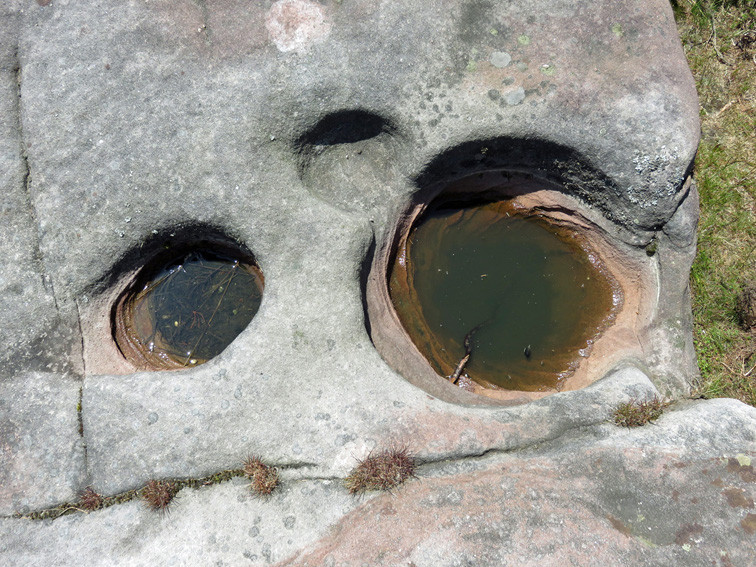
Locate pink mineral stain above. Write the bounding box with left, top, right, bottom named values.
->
left=265, top=0, right=331, bottom=53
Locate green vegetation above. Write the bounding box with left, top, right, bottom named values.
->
left=673, top=0, right=756, bottom=406
left=613, top=397, right=671, bottom=427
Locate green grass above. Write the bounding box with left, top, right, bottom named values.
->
left=673, top=0, right=756, bottom=406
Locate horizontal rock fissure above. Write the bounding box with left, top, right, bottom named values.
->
left=15, top=461, right=325, bottom=521
left=14, top=405, right=637, bottom=520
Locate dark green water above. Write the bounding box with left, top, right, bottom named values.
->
left=390, top=201, right=615, bottom=391
left=128, top=251, right=263, bottom=367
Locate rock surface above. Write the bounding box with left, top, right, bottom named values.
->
left=0, top=372, right=85, bottom=515
left=281, top=400, right=756, bottom=567
left=0, top=1, right=80, bottom=378
left=0, top=0, right=745, bottom=565
left=1, top=398, right=754, bottom=566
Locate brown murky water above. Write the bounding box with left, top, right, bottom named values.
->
left=389, top=199, right=617, bottom=391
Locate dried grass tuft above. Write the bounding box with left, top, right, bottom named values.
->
left=345, top=447, right=417, bottom=494
left=613, top=396, right=670, bottom=427
left=141, top=480, right=178, bottom=511
left=243, top=456, right=279, bottom=496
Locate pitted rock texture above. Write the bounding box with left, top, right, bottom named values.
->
left=12, top=0, right=699, bottom=299
left=0, top=2, right=79, bottom=378
left=81, top=366, right=652, bottom=495
left=0, top=0, right=731, bottom=565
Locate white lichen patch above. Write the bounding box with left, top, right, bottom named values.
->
left=504, top=86, right=526, bottom=106
left=490, top=51, right=512, bottom=68
left=626, top=146, right=685, bottom=208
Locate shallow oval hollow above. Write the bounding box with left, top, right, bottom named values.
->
left=113, top=243, right=263, bottom=371
left=390, top=197, right=617, bottom=392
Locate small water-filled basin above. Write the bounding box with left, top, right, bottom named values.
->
left=389, top=198, right=617, bottom=391
left=114, top=246, right=264, bottom=370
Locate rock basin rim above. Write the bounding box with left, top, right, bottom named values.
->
left=82, top=229, right=264, bottom=375
left=367, top=170, right=659, bottom=405
left=77, top=168, right=653, bottom=410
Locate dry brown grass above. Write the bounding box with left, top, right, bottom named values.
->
left=141, top=480, right=178, bottom=512
left=243, top=456, right=280, bottom=496
left=78, top=487, right=103, bottom=512
left=345, top=447, right=417, bottom=494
